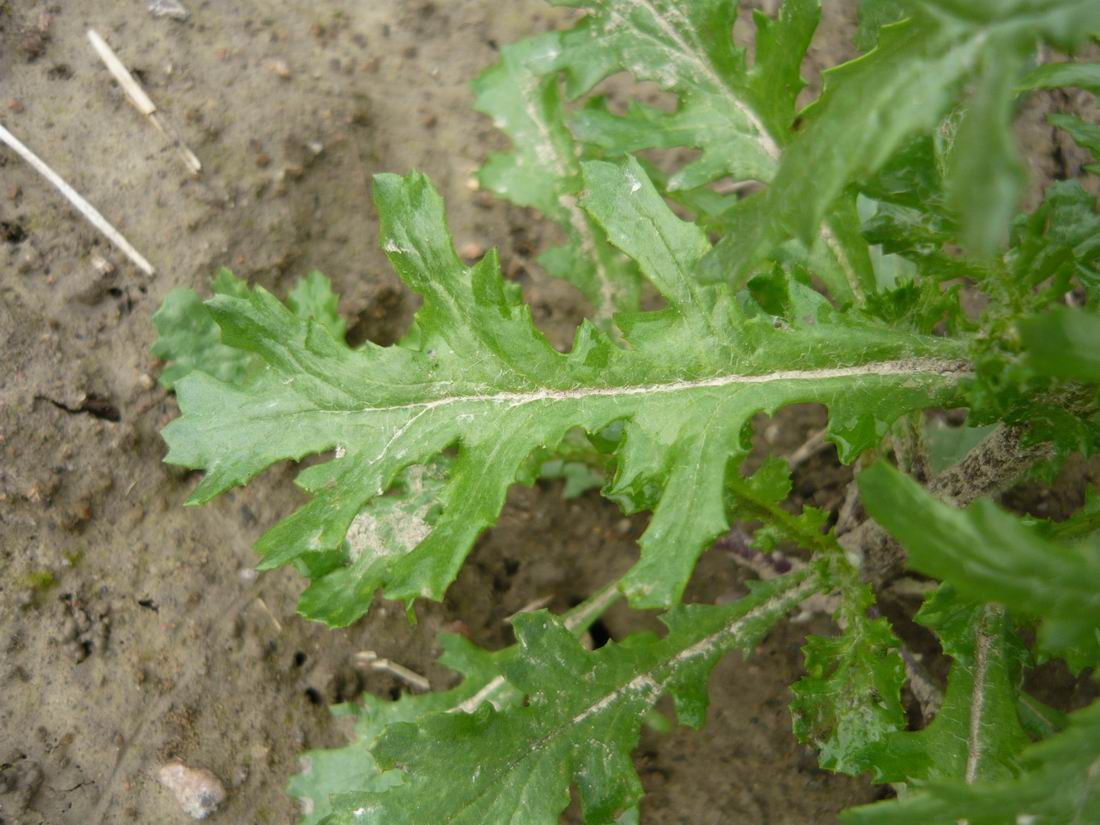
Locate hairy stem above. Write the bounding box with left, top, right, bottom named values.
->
left=846, top=423, right=1054, bottom=587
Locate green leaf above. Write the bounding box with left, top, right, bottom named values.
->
left=293, top=584, right=622, bottom=824
left=323, top=571, right=819, bottom=825
left=538, top=458, right=604, bottom=499
left=290, top=633, right=516, bottom=824
left=1016, top=691, right=1068, bottom=741
left=153, top=268, right=414, bottom=626
left=791, top=585, right=907, bottom=775
left=856, top=0, right=910, bottom=51
left=288, top=270, right=347, bottom=344
left=702, top=2, right=1100, bottom=280
left=1049, top=113, right=1100, bottom=175
left=1018, top=61, right=1100, bottom=95
left=162, top=167, right=966, bottom=612
left=1019, top=308, right=1100, bottom=383
left=946, top=49, right=1029, bottom=256
left=860, top=461, right=1100, bottom=669
left=843, top=697, right=1100, bottom=825
left=558, top=0, right=874, bottom=306
left=725, top=457, right=832, bottom=553
left=151, top=268, right=254, bottom=389
left=151, top=268, right=348, bottom=390
left=1008, top=181, right=1100, bottom=302
left=473, top=33, right=641, bottom=322
left=297, top=460, right=447, bottom=627
left=863, top=587, right=1028, bottom=786
left=556, top=0, right=805, bottom=180
left=1045, top=486, right=1100, bottom=542
left=924, top=418, right=997, bottom=475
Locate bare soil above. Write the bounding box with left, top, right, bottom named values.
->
left=0, top=2, right=1094, bottom=824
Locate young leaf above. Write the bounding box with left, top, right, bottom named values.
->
left=558, top=0, right=874, bottom=305
left=151, top=268, right=254, bottom=389
left=537, top=458, right=604, bottom=499
left=1045, top=486, right=1100, bottom=542
left=473, top=33, right=641, bottom=321
left=843, top=697, right=1100, bottom=825
left=860, top=461, right=1100, bottom=669
left=1019, top=307, right=1100, bottom=383
left=151, top=268, right=347, bottom=389
left=288, top=270, right=347, bottom=343
left=790, top=585, right=907, bottom=776
left=323, top=571, right=819, bottom=825
left=1008, top=181, right=1100, bottom=303
left=162, top=166, right=967, bottom=612
left=725, top=456, right=832, bottom=554
left=855, top=0, right=910, bottom=52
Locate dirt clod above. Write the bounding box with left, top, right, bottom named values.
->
left=157, top=762, right=227, bottom=820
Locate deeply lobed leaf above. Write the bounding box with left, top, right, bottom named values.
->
left=790, top=586, right=906, bottom=776
left=323, top=572, right=818, bottom=825
left=473, top=32, right=641, bottom=321
left=162, top=162, right=966, bottom=618
left=861, top=587, right=1028, bottom=786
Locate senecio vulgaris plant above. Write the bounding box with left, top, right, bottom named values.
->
left=151, top=1, right=1100, bottom=822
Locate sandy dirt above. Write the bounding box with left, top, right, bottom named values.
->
left=0, top=2, right=1094, bottom=824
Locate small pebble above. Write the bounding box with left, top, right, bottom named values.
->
left=270, top=59, right=291, bottom=79
left=91, top=253, right=115, bottom=276
left=458, top=241, right=484, bottom=260
left=148, top=0, right=190, bottom=21
left=158, top=763, right=226, bottom=820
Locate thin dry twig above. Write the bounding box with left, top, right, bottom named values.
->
left=0, top=122, right=156, bottom=276
left=87, top=29, right=201, bottom=175
left=502, top=594, right=554, bottom=625
left=353, top=650, right=431, bottom=692
left=899, top=644, right=944, bottom=721
left=786, top=427, right=828, bottom=469
left=253, top=597, right=283, bottom=633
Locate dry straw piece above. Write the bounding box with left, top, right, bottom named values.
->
left=87, top=28, right=202, bottom=175
left=0, top=122, right=156, bottom=276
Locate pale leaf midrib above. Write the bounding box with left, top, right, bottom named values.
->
left=342, top=357, right=969, bottom=416
left=965, top=607, right=996, bottom=785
